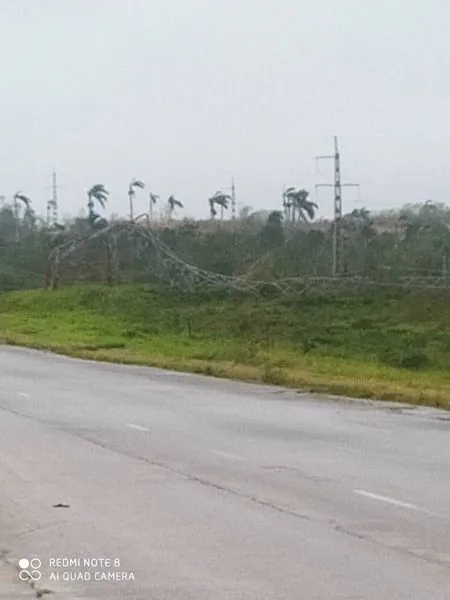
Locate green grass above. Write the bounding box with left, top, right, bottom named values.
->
left=2, top=283, right=450, bottom=409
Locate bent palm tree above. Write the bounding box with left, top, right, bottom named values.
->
left=13, top=192, right=31, bottom=240
left=149, top=192, right=159, bottom=220
left=87, top=184, right=109, bottom=225
left=13, top=191, right=31, bottom=218
left=167, top=195, right=183, bottom=219
left=208, top=191, right=231, bottom=220
left=86, top=184, right=112, bottom=283
left=128, top=178, right=145, bottom=220
left=208, top=197, right=217, bottom=219
left=285, top=187, right=317, bottom=222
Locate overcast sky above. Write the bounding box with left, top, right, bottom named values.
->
left=0, top=0, right=449, bottom=220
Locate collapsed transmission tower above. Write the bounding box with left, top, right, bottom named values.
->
left=315, top=136, right=359, bottom=277
left=46, top=220, right=450, bottom=295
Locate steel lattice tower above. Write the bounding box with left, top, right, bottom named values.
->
left=315, top=136, right=359, bottom=277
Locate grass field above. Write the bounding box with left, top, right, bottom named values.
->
left=1, top=284, right=450, bottom=409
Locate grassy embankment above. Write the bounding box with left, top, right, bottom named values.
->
left=1, top=284, right=450, bottom=409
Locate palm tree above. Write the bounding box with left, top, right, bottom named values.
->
left=282, top=187, right=292, bottom=221
left=208, top=197, right=217, bottom=219
left=167, top=195, right=183, bottom=219
left=284, top=187, right=317, bottom=222
left=87, top=184, right=109, bottom=225
left=128, top=178, right=145, bottom=220
left=149, top=192, right=159, bottom=221
left=208, top=191, right=231, bottom=220
left=13, top=192, right=31, bottom=220
left=12, top=192, right=31, bottom=241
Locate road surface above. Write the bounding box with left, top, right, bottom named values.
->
left=0, top=345, right=449, bottom=599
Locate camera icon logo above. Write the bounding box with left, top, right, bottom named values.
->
left=18, top=558, right=41, bottom=581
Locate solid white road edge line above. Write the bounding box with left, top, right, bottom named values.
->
left=354, top=489, right=419, bottom=511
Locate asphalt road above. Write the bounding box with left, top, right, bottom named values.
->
left=1, top=346, right=450, bottom=599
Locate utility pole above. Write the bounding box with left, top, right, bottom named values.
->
left=46, top=166, right=61, bottom=226
left=231, top=177, right=236, bottom=220
left=51, top=167, right=58, bottom=224
left=315, top=136, right=359, bottom=277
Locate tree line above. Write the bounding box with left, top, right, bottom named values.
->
left=0, top=178, right=450, bottom=291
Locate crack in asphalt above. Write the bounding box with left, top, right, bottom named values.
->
left=13, top=521, right=71, bottom=540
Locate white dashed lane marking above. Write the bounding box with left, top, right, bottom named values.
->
left=126, top=423, right=151, bottom=432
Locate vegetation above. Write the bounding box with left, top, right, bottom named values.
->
left=208, top=191, right=232, bottom=219
left=166, top=195, right=184, bottom=220
left=283, top=187, right=318, bottom=222
left=1, top=284, right=450, bottom=409
left=2, top=182, right=450, bottom=287
left=128, top=178, right=145, bottom=220
left=1, top=181, right=450, bottom=408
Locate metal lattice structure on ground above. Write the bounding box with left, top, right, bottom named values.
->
left=47, top=221, right=450, bottom=295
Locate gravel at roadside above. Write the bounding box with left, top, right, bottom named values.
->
left=0, top=557, right=37, bottom=598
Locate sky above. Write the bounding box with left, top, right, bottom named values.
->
left=0, top=0, right=449, bottom=221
